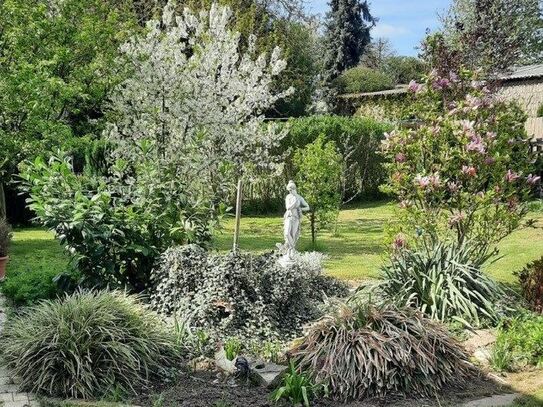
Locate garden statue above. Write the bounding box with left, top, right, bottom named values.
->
left=277, top=180, right=310, bottom=265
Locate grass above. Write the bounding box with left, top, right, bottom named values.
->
left=215, top=200, right=543, bottom=284
left=2, top=227, right=67, bottom=304
left=6, top=201, right=543, bottom=289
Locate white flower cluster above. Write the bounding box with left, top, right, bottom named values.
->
left=149, top=246, right=348, bottom=340
left=106, top=2, right=293, bottom=195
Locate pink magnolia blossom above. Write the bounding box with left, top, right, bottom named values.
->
left=527, top=174, right=541, bottom=185
left=408, top=80, right=423, bottom=93
left=484, top=156, right=496, bottom=165
left=448, top=181, right=461, bottom=193
left=467, top=135, right=486, bottom=154
left=393, top=234, right=407, bottom=250
left=505, top=170, right=520, bottom=183
left=395, top=152, right=407, bottom=163
left=448, top=211, right=465, bottom=226
left=429, top=173, right=441, bottom=188
left=462, top=165, right=477, bottom=177
left=414, top=175, right=431, bottom=189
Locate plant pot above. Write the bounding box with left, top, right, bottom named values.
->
left=0, top=256, right=8, bottom=280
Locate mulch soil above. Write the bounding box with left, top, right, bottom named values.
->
left=135, top=369, right=507, bottom=407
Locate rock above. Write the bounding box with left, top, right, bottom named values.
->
left=188, top=356, right=215, bottom=372
left=249, top=360, right=288, bottom=389
left=461, top=393, right=519, bottom=407
left=463, top=329, right=497, bottom=353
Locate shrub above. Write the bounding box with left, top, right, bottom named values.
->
left=537, top=103, right=543, bottom=117
left=1, top=266, right=61, bottom=305
left=150, top=245, right=348, bottom=340
left=516, top=257, right=543, bottom=313
left=19, top=153, right=219, bottom=291
left=2, top=290, right=181, bottom=399
left=294, top=135, right=342, bottom=245
left=380, top=240, right=504, bottom=326
left=0, top=218, right=11, bottom=257
left=491, top=314, right=543, bottom=371
left=291, top=303, right=474, bottom=401
left=381, top=70, right=536, bottom=249
left=333, top=66, right=395, bottom=94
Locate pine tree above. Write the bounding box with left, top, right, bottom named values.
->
left=322, top=0, right=375, bottom=83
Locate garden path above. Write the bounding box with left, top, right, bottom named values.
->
left=0, top=294, right=38, bottom=407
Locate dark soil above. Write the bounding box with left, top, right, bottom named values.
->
left=136, top=370, right=508, bottom=407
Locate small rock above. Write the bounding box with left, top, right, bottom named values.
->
left=473, top=348, right=492, bottom=365
left=249, top=360, right=288, bottom=389
left=463, top=329, right=496, bottom=353
left=188, top=356, right=215, bottom=372
left=462, top=393, right=519, bottom=407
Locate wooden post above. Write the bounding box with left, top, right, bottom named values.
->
left=233, top=179, right=242, bottom=252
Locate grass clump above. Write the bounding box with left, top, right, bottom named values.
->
left=380, top=241, right=504, bottom=326
left=291, top=303, right=475, bottom=401
left=2, top=290, right=182, bottom=399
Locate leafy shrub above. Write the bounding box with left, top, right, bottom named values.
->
left=0, top=218, right=12, bottom=257
left=19, top=153, right=220, bottom=291
left=291, top=303, right=474, bottom=401
left=1, top=266, right=61, bottom=305
left=333, top=66, right=395, bottom=94
left=150, top=245, right=348, bottom=340
left=491, top=314, right=543, bottom=371
left=244, top=115, right=391, bottom=214
left=271, top=361, right=320, bottom=407
left=516, top=257, right=543, bottom=313
left=2, top=290, right=181, bottom=399
left=294, top=135, right=342, bottom=245
left=380, top=241, right=504, bottom=326
left=381, top=70, right=536, bottom=249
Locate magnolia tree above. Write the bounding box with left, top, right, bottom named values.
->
left=381, top=70, right=539, bottom=251
left=106, top=2, right=293, bottom=198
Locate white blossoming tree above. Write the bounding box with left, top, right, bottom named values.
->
left=106, top=2, right=293, bottom=197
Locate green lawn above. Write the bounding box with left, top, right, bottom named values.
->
left=7, top=201, right=543, bottom=287
left=214, top=200, right=543, bottom=284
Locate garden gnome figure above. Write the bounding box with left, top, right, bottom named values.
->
left=278, top=180, right=309, bottom=266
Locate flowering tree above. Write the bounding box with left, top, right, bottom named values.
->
left=106, top=2, right=293, bottom=198
left=381, top=70, right=539, bottom=251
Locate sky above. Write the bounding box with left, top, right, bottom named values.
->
left=307, top=0, right=452, bottom=56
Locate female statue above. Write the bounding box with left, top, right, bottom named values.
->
left=282, top=180, right=310, bottom=259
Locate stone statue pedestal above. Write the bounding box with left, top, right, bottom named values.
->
left=277, top=254, right=295, bottom=268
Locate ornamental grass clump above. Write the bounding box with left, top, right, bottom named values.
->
left=2, top=290, right=182, bottom=399
left=291, top=303, right=475, bottom=401
left=380, top=240, right=504, bottom=326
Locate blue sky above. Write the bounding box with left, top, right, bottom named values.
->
left=307, top=0, right=452, bottom=56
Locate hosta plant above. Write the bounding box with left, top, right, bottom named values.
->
left=2, top=290, right=181, bottom=399
left=291, top=303, right=475, bottom=401
left=380, top=240, right=504, bottom=326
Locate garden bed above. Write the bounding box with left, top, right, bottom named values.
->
left=134, top=369, right=510, bottom=407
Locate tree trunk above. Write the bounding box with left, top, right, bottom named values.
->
left=310, top=210, right=316, bottom=246
left=0, top=182, right=5, bottom=220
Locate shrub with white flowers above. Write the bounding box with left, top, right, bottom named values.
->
left=150, top=245, right=349, bottom=340
left=106, top=2, right=293, bottom=198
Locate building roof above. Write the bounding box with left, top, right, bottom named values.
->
left=338, top=85, right=408, bottom=99
left=501, top=64, right=543, bottom=81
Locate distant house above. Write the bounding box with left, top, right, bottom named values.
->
left=338, top=64, right=543, bottom=138
left=499, top=64, right=543, bottom=139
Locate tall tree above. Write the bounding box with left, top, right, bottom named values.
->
left=322, top=0, right=375, bottom=83
left=441, top=0, right=543, bottom=76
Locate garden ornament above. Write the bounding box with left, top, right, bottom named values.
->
left=277, top=180, right=309, bottom=266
